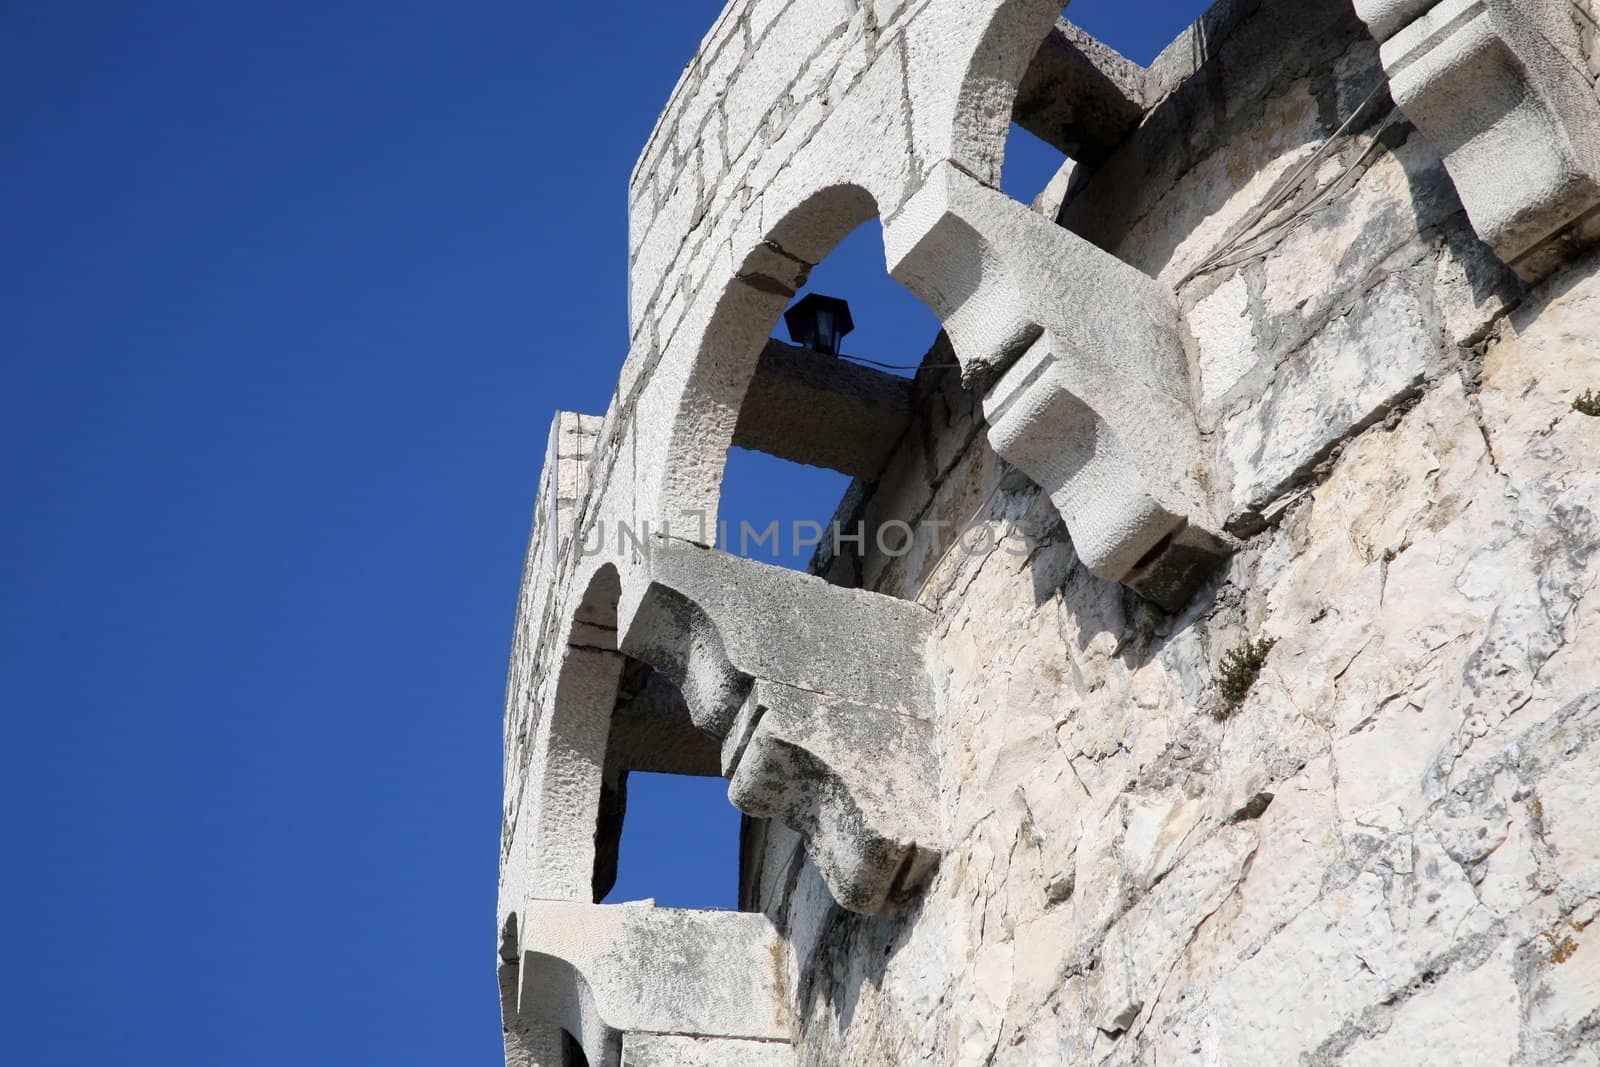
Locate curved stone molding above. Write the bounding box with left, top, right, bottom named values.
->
left=622, top=539, right=933, bottom=727
left=885, top=162, right=1229, bottom=606
left=1356, top=0, right=1600, bottom=281
left=502, top=413, right=601, bottom=879
left=502, top=902, right=791, bottom=1067
left=614, top=579, right=751, bottom=739
left=620, top=537, right=940, bottom=913
left=522, top=566, right=625, bottom=905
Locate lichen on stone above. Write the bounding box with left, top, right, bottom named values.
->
left=1544, top=931, right=1579, bottom=965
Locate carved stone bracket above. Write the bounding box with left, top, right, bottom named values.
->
left=1357, top=0, right=1600, bottom=281
left=724, top=680, right=940, bottom=912
left=884, top=162, right=1230, bottom=609
left=619, top=538, right=940, bottom=914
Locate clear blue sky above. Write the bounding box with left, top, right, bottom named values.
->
left=3, top=3, right=1208, bottom=1063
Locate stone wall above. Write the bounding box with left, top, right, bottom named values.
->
left=773, top=260, right=1600, bottom=1061
left=498, top=0, right=1600, bottom=1063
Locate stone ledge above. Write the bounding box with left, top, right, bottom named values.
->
left=503, top=902, right=791, bottom=1067
left=733, top=338, right=913, bottom=479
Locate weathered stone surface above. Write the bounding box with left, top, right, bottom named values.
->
left=500, top=0, right=1600, bottom=1063
left=1338, top=946, right=1521, bottom=1066
left=1012, top=18, right=1145, bottom=166
left=621, top=538, right=932, bottom=735
left=620, top=1034, right=792, bottom=1067
left=1190, top=272, right=1255, bottom=408
left=726, top=680, right=939, bottom=912
left=506, top=901, right=790, bottom=1067
left=1222, top=267, right=1432, bottom=525
left=1526, top=920, right=1600, bottom=1042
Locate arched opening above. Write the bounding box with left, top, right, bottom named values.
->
left=591, top=656, right=735, bottom=910
left=500, top=914, right=599, bottom=1067
left=658, top=169, right=1051, bottom=600
left=533, top=565, right=741, bottom=911
left=646, top=181, right=946, bottom=592
left=527, top=565, right=624, bottom=903
left=715, top=217, right=943, bottom=575
left=652, top=183, right=879, bottom=542
left=599, top=770, right=740, bottom=908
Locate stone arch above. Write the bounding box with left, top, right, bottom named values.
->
left=944, top=0, right=1071, bottom=186
left=649, top=174, right=1033, bottom=544
left=525, top=564, right=625, bottom=903
left=509, top=950, right=614, bottom=1067
left=635, top=2, right=1234, bottom=609
left=654, top=181, right=885, bottom=538
left=531, top=561, right=735, bottom=908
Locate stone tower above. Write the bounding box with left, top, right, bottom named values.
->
left=498, top=0, right=1600, bottom=1063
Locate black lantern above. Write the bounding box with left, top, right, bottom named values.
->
left=783, top=293, right=855, bottom=356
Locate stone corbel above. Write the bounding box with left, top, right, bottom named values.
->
left=502, top=902, right=791, bottom=1067
left=883, top=162, right=1229, bottom=609
left=1357, top=0, right=1600, bottom=281
left=722, top=680, right=940, bottom=912
left=618, top=538, right=940, bottom=914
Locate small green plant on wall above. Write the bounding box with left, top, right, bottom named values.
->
left=1574, top=390, right=1600, bottom=417
left=1213, top=637, right=1276, bottom=719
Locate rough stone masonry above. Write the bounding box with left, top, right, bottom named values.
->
left=497, top=0, right=1600, bottom=1063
